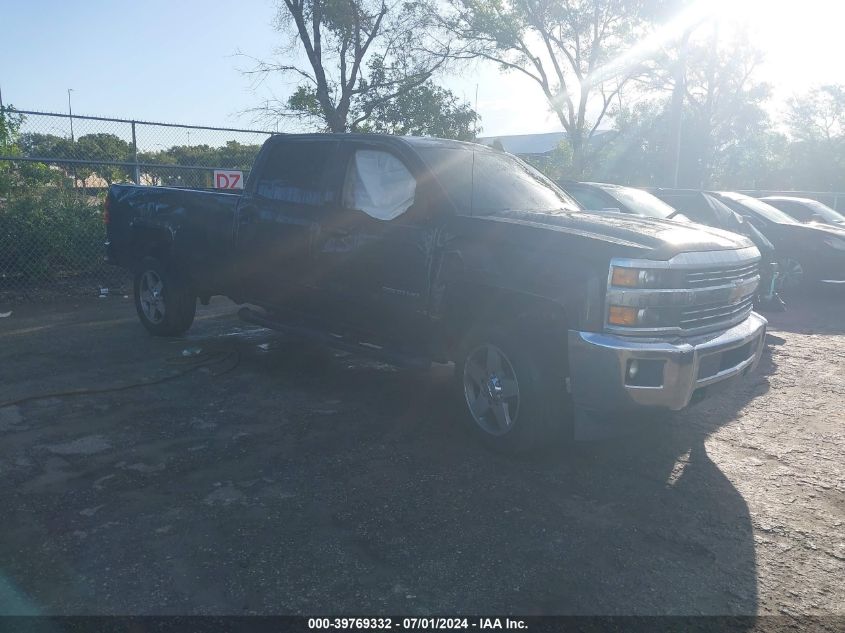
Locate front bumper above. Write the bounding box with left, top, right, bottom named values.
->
left=568, top=312, right=767, bottom=412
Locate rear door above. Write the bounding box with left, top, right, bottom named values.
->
left=235, top=138, right=338, bottom=312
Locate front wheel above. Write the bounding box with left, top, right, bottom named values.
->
left=457, top=328, right=571, bottom=453
left=134, top=256, right=196, bottom=336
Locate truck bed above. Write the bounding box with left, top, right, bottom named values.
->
left=105, top=184, right=241, bottom=292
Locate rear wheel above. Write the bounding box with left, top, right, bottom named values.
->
left=457, top=326, right=571, bottom=453
left=134, top=256, right=196, bottom=336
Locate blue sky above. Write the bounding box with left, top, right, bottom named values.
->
left=2, top=0, right=844, bottom=137
left=1, top=0, right=282, bottom=126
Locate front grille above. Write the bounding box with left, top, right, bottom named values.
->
left=685, top=263, right=758, bottom=288
left=606, top=249, right=762, bottom=337
left=680, top=296, right=755, bottom=331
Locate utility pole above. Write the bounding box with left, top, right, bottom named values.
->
left=474, top=83, right=479, bottom=138
left=667, top=28, right=690, bottom=188
left=67, top=88, right=75, bottom=142
left=68, top=88, right=77, bottom=189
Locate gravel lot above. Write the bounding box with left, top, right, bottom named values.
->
left=0, top=290, right=843, bottom=617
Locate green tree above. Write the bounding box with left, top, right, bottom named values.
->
left=0, top=106, right=24, bottom=196
left=0, top=111, right=69, bottom=196
left=441, top=0, right=665, bottom=176
left=243, top=0, right=456, bottom=132
left=18, top=132, right=75, bottom=160
left=523, top=140, right=574, bottom=181
left=595, top=28, right=776, bottom=189
left=137, top=141, right=263, bottom=188
left=216, top=140, right=263, bottom=169
left=75, top=133, right=133, bottom=185
left=787, top=85, right=845, bottom=143
left=783, top=85, right=845, bottom=190
left=137, top=150, right=178, bottom=186
left=354, top=81, right=478, bottom=139
left=672, top=30, right=772, bottom=187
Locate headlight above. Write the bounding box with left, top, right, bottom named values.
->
left=823, top=236, right=845, bottom=251
left=610, top=266, right=665, bottom=288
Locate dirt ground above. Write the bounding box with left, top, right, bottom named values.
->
left=0, top=289, right=843, bottom=618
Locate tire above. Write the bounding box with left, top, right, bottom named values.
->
left=133, top=256, right=196, bottom=336
left=456, top=325, right=572, bottom=454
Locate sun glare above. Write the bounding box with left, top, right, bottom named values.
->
left=588, top=0, right=763, bottom=87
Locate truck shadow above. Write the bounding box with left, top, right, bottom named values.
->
left=230, top=330, right=777, bottom=616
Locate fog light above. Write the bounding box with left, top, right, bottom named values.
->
left=625, top=359, right=665, bottom=387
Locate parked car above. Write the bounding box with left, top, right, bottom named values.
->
left=648, top=189, right=783, bottom=310
left=105, top=134, right=766, bottom=452
left=760, top=195, right=845, bottom=227
left=711, top=192, right=845, bottom=290
left=559, top=181, right=690, bottom=222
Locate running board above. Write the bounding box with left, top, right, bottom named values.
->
left=238, top=307, right=431, bottom=370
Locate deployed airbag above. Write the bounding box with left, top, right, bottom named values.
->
left=344, top=150, right=416, bottom=221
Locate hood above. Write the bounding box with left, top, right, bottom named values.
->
left=478, top=210, right=754, bottom=260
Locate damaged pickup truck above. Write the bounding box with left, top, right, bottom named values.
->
left=105, top=134, right=767, bottom=451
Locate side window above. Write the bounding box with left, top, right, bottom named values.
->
left=665, top=195, right=716, bottom=225
left=342, top=149, right=416, bottom=221
left=778, top=201, right=811, bottom=221
left=570, top=188, right=616, bottom=212
left=256, top=141, right=334, bottom=205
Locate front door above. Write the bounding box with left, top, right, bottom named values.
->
left=311, top=142, right=437, bottom=348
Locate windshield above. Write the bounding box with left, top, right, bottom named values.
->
left=598, top=185, right=679, bottom=219
left=720, top=192, right=799, bottom=224
left=418, top=147, right=580, bottom=215
left=780, top=198, right=845, bottom=223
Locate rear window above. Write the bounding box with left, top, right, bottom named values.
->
left=256, top=141, right=335, bottom=205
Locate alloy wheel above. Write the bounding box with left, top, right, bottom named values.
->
left=462, top=343, right=521, bottom=436
left=139, top=270, right=166, bottom=324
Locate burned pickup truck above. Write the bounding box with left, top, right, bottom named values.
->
left=105, top=134, right=766, bottom=451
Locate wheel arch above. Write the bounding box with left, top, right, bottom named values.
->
left=442, top=282, right=572, bottom=370
left=129, top=224, right=176, bottom=272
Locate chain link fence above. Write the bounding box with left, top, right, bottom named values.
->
left=0, top=107, right=274, bottom=302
